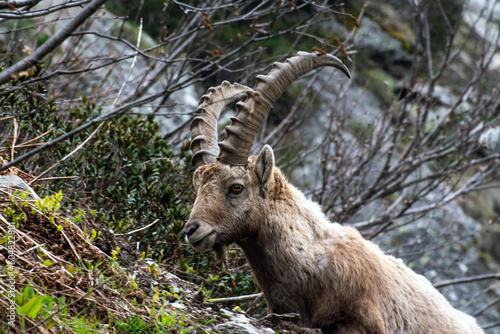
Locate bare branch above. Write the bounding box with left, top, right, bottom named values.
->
left=0, top=0, right=106, bottom=86
left=0, top=0, right=41, bottom=10
left=0, top=90, right=165, bottom=172
left=434, top=273, right=500, bottom=289
left=207, top=292, right=263, bottom=304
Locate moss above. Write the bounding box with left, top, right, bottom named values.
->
left=365, top=3, right=416, bottom=52
left=357, top=68, right=397, bottom=106
left=459, top=191, right=497, bottom=224
left=381, top=26, right=414, bottom=52
left=478, top=224, right=500, bottom=267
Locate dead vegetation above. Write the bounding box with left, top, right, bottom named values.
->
left=0, top=168, right=148, bottom=332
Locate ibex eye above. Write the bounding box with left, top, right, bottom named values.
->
left=229, top=184, right=244, bottom=194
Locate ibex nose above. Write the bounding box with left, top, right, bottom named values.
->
left=184, top=220, right=200, bottom=239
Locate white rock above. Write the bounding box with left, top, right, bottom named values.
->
left=0, top=175, right=39, bottom=201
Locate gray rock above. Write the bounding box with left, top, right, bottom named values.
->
left=354, top=17, right=413, bottom=78
left=479, top=126, right=500, bottom=153
left=0, top=174, right=39, bottom=201
left=214, top=309, right=274, bottom=334
left=214, top=321, right=274, bottom=334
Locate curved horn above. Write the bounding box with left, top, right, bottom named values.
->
left=190, top=51, right=351, bottom=168
left=190, top=81, right=255, bottom=168
left=218, top=51, right=351, bottom=166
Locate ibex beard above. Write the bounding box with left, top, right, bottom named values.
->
left=183, top=52, right=484, bottom=334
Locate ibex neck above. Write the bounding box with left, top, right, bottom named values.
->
left=237, top=185, right=342, bottom=316
left=241, top=182, right=339, bottom=258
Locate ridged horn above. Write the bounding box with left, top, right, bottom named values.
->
left=190, top=51, right=351, bottom=168
left=218, top=51, right=351, bottom=166
left=190, top=80, right=255, bottom=168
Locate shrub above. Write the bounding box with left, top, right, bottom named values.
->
left=1, top=78, right=259, bottom=299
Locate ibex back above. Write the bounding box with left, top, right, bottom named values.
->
left=184, top=52, right=484, bottom=334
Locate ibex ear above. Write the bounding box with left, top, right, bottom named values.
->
left=192, top=168, right=202, bottom=191
left=255, top=145, right=275, bottom=187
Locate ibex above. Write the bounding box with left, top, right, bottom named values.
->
left=184, top=51, right=483, bottom=333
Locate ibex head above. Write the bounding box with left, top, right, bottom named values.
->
left=184, top=51, right=351, bottom=260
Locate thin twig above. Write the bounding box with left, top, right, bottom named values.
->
left=0, top=0, right=41, bottom=9
left=10, top=118, right=18, bottom=161
left=483, top=320, right=500, bottom=330
left=29, top=123, right=105, bottom=185
left=36, top=176, right=79, bottom=182
left=434, top=273, right=500, bottom=289
left=19, top=243, right=46, bottom=256
left=207, top=292, right=263, bottom=304
left=114, top=219, right=159, bottom=236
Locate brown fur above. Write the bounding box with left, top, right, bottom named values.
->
left=184, top=148, right=484, bottom=334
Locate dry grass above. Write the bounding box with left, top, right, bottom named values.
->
left=0, top=166, right=151, bottom=333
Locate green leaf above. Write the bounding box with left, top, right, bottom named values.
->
left=43, top=260, right=53, bottom=267
left=55, top=191, right=63, bottom=202
left=46, top=320, right=55, bottom=330
left=420, top=254, right=431, bottom=266
left=0, top=235, right=12, bottom=245
left=67, top=264, right=77, bottom=274
left=23, top=286, right=34, bottom=300
left=18, top=296, right=44, bottom=319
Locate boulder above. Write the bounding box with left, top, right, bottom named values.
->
left=0, top=174, right=39, bottom=202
